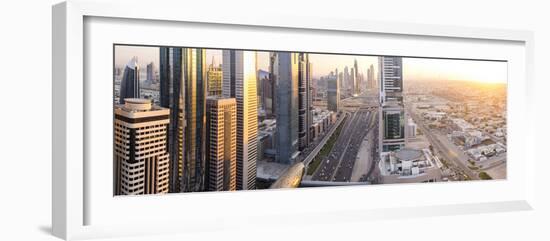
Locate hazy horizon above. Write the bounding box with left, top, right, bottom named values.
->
left=114, top=45, right=507, bottom=84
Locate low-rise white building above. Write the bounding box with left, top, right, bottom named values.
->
left=379, top=148, right=441, bottom=183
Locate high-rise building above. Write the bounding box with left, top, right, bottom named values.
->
left=350, top=67, right=358, bottom=96
left=207, top=57, right=223, bottom=97
left=114, top=98, right=170, bottom=195
left=379, top=56, right=406, bottom=152
left=259, top=69, right=274, bottom=117
left=298, top=53, right=312, bottom=151
left=205, top=97, right=237, bottom=191
left=367, top=64, right=375, bottom=89
left=327, top=69, right=340, bottom=112
left=307, top=62, right=314, bottom=144
left=119, top=57, right=140, bottom=104
left=354, top=59, right=360, bottom=95
left=146, top=62, right=155, bottom=84
left=183, top=48, right=207, bottom=192
left=159, top=47, right=185, bottom=193
left=222, top=50, right=259, bottom=190
left=343, top=66, right=350, bottom=91
left=271, top=52, right=300, bottom=165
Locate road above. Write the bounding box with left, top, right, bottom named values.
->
left=311, top=111, right=358, bottom=181
left=333, top=109, right=376, bottom=182
left=312, top=108, right=376, bottom=182
left=301, top=112, right=348, bottom=167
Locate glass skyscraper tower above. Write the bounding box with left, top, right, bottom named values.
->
left=119, top=56, right=140, bottom=104
left=379, top=56, right=406, bottom=152
left=184, top=48, right=207, bottom=192
left=298, top=53, right=312, bottom=151
left=159, top=47, right=185, bottom=193
left=271, top=52, right=300, bottom=164
left=160, top=47, right=207, bottom=192
left=222, top=50, right=259, bottom=190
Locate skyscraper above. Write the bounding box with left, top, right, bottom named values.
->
left=350, top=67, right=357, bottom=96
left=298, top=53, right=312, bottom=151
left=353, top=59, right=360, bottom=95
left=259, top=69, right=274, bottom=117
left=271, top=52, right=300, bottom=165
left=207, top=57, right=223, bottom=97
left=184, top=48, right=207, bottom=192
left=343, top=66, right=350, bottom=91
left=379, top=56, right=406, bottom=152
left=327, top=69, right=340, bottom=112
left=205, top=97, right=237, bottom=191
left=367, top=64, right=375, bottom=89
left=146, top=61, right=155, bottom=84
left=159, top=47, right=185, bottom=193
left=114, top=98, right=170, bottom=195
left=222, top=50, right=259, bottom=190
left=119, top=57, right=140, bottom=104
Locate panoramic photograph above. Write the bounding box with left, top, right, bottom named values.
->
left=113, top=45, right=507, bottom=196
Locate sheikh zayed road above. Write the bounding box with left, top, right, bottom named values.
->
left=113, top=46, right=507, bottom=195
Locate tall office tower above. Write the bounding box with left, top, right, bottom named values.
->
left=159, top=47, right=185, bottom=193
left=350, top=67, right=358, bottom=96
left=298, top=53, right=312, bottom=151
left=207, top=57, right=223, bottom=97
left=338, top=72, right=344, bottom=92
left=353, top=59, right=360, bottom=94
left=270, top=52, right=300, bottom=165
left=343, top=66, right=350, bottom=91
left=259, top=70, right=274, bottom=117
left=327, top=70, right=340, bottom=112
left=184, top=48, right=207, bottom=192
left=370, top=64, right=376, bottom=89
left=205, top=97, right=237, bottom=191
left=367, top=64, right=375, bottom=89
left=114, top=98, right=170, bottom=195
left=378, top=56, right=406, bottom=152
left=119, top=57, right=140, bottom=104
left=222, top=50, right=259, bottom=190
left=307, top=62, right=314, bottom=143
left=146, top=62, right=155, bottom=84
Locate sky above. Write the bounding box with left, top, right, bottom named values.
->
left=114, top=45, right=507, bottom=84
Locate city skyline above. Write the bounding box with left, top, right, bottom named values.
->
left=115, top=45, right=507, bottom=84
left=114, top=44, right=507, bottom=196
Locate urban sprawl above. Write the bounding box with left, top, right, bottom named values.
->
left=113, top=47, right=507, bottom=195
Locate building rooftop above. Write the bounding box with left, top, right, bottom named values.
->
left=395, top=148, right=423, bottom=161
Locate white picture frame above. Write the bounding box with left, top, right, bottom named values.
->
left=52, top=0, right=536, bottom=240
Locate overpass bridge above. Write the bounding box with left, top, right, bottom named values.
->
left=269, top=161, right=369, bottom=189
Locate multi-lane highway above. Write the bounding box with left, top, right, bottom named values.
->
left=312, top=108, right=376, bottom=182
left=333, top=109, right=376, bottom=182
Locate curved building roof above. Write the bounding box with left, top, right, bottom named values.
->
left=270, top=162, right=305, bottom=189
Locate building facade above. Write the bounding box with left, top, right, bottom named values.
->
left=353, top=59, right=360, bottom=96
left=159, top=47, right=185, bottom=193
left=114, top=98, right=170, bottom=195
left=119, top=57, right=140, bottom=104
left=271, top=52, right=300, bottom=164
left=205, top=97, right=237, bottom=191
left=327, top=69, right=340, bottom=113
left=207, top=57, right=223, bottom=97
left=298, top=53, right=312, bottom=151
left=367, top=64, right=375, bottom=89
left=222, top=50, right=259, bottom=190
left=259, top=69, right=274, bottom=117
left=379, top=56, right=406, bottom=152
left=183, top=48, right=207, bottom=192
left=146, top=61, right=155, bottom=84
